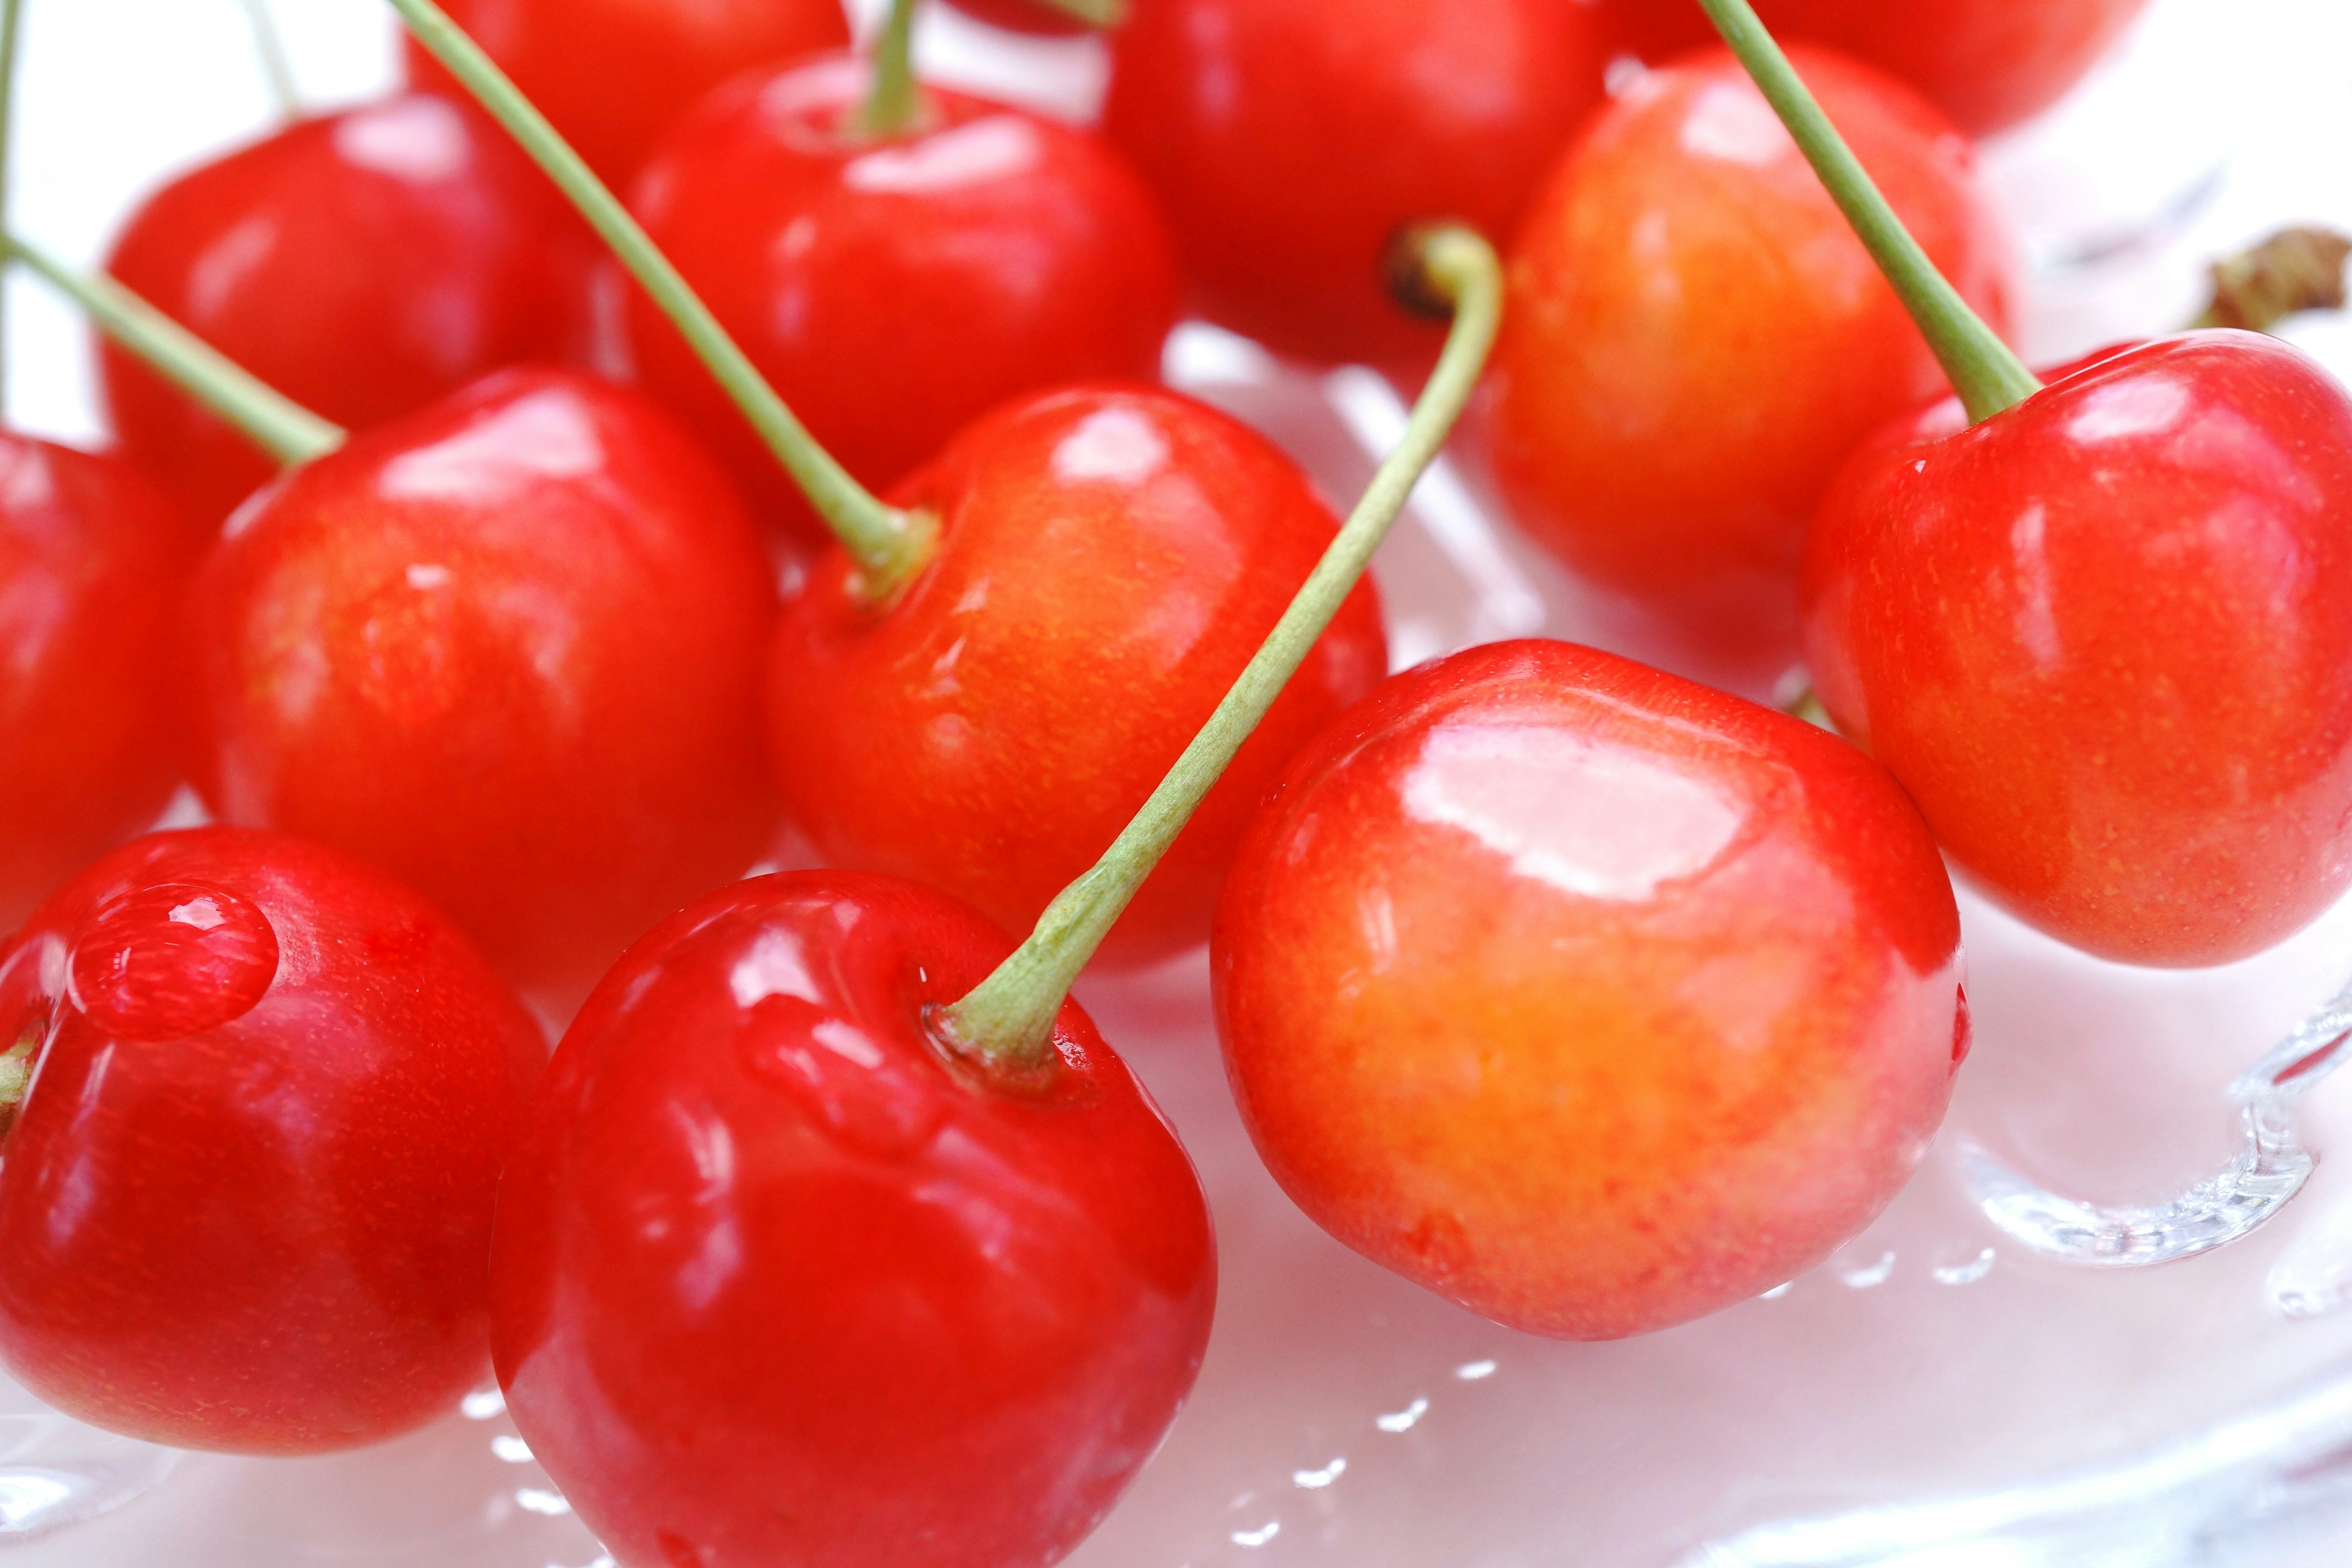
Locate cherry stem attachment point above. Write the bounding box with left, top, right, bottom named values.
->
left=3, top=231, right=344, bottom=465
left=853, top=0, right=927, bottom=140
left=235, top=0, right=304, bottom=124
left=939, top=224, right=1505, bottom=1069
left=383, top=0, right=934, bottom=596
left=1695, top=0, right=2041, bottom=426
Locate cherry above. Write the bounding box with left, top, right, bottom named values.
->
left=769, top=383, right=1387, bottom=967
left=1213, top=639, right=1967, bottom=1340
left=185, top=366, right=779, bottom=1000
left=1696, top=0, right=2352, bottom=965
left=406, top=0, right=851, bottom=186
left=494, top=227, right=1499, bottom=1568
left=0, top=434, right=192, bottom=927
left=626, top=51, right=1180, bottom=537
left=1100, top=0, right=1607, bottom=367
left=491, top=872, right=1216, bottom=1568
left=942, top=0, right=1095, bottom=35
left=1480, top=43, right=2015, bottom=671
left=1599, top=0, right=2150, bottom=137
left=0, top=827, right=540, bottom=1452
left=101, top=93, right=600, bottom=534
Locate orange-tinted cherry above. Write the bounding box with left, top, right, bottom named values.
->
left=1480, top=45, right=2015, bottom=671
left=1807, top=336, right=2352, bottom=966
left=407, top=0, right=851, bottom=186
left=1600, top=0, right=2150, bottom=137
left=101, top=94, right=599, bottom=535
left=767, top=383, right=1387, bottom=967
left=627, top=52, right=1180, bottom=537
left=0, top=827, right=541, bottom=1452
left=1100, top=0, right=1606, bottom=367
left=186, top=367, right=778, bottom=1001
left=1215, top=639, right=1967, bottom=1340
left=0, top=434, right=191, bottom=927
left=492, top=872, right=1215, bottom=1568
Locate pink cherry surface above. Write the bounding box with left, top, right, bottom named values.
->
left=0, top=828, right=540, bottom=1453
left=1806, top=332, right=2352, bottom=967
left=1216, top=639, right=1967, bottom=1340
left=493, top=871, right=1215, bottom=1568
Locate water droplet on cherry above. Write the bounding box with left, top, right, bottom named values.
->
left=69, top=881, right=281, bottom=1043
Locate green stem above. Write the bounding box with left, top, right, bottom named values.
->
left=939, top=224, right=1504, bottom=1068
left=235, top=0, right=303, bottom=123
left=385, top=0, right=933, bottom=595
left=1694, top=0, right=2041, bottom=426
left=853, top=0, right=925, bottom=139
left=0, top=0, right=23, bottom=417
left=6, top=232, right=343, bottom=464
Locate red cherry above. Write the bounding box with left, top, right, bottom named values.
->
left=1806, top=333, right=2352, bottom=967
left=1480, top=46, right=2015, bottom=669
left=767, top=384, right=1387, bottom=966
left=628, top=54, right=1180, bottom=537
left=1599, top=0, right=2151, bottom=137
left=943, top=0, right=1089, bottom=34
left=0, top=827, right=540, bottom=1452
left=1214, top=639, right=1966, bottom=1340
left=0, top=434, right=190, bottom=926
left=100, top=94, right=600, bottom=534
left=1100, top=0, right=1607, bottom=367
left=405, top=0, right=851, bottom=186
left=184, top=366, right=778, bottom=1001
left=492, top=871, right=1213, bottom=1568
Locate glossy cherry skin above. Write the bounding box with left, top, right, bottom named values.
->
left=493, top=870, right=1214, bottom=1568
left=1806, top=333, right=2352, bottom=967
left=0, top=827, right=541, bottom=1452
left=102, top=94, right=599, bottom=535
left=944, top=0, right=1087, bottom=35
left=1100, top=0, right=1608, bottom=368
left=0, top=435, right=192, bottom=927
left=769, top=385, right=1387, bottom=967
left=186, top=367, right=778, bottom=1002
left=1480, top=47, right=2015, bottom=670
left=1215, top=639, right=1967, bottom=1340
left=629, top=55, right=1180, bottom=537
left=1599, top=0, right=2150, bottom=137
left=408, top=0, right=851, bottom=185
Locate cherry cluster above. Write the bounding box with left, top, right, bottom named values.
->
left=1, top=0, right=2346, bottom=1564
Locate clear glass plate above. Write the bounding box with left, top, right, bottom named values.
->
left=6, top=1, right=2352, bottom=1564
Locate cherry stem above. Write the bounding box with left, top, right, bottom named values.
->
left=0, top=0, right=22, bottom=416
left=2192, top=227, right=2351, bottom=334
left=1694, top=0, right=2041, bottom=426
left=3, top=230, right=345, bottom=465
left=384, top=0, right=935, bottom=596
left=235, top=0, right=303, bottom=123
left=853, top=0, right=927, bottom=140
left=939, top=224, right=1504, bottom=1068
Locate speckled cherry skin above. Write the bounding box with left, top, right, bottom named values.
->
left=1100, top=0, right=1607, bottom=368
left=493, top=870, right=1214, bottom=1568
left=407, top=0, right=851, bottom=185
left=1215, top=639, right=1966, bottom=1340
left=1481, top=46, right=2015, bottom=668
left=185, top=367, right=777, bottom=1002
left=0, top=435, right=191, bottom=927
left=944, top=0, right=1087, bottom=35
left=101, top=94, right=599, bottom=535
left=1806, top=333, right=2352, bottom=968
left=1600, top=0, right=2150, bottom=137
left=628, top=54, right=1180, bottom=538
left=0, top=827, right=541, bottom=1453
left=767, top=384, right=1387, bottom=967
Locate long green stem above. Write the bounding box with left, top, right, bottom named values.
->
left=1695, top=0, right=2041, bottom=425
left=6, top=232, right=344, bottom=464
left=0, top=0, right=23, bottom=417
left=940, top=225, right=1504, bottom=1068
left=235, top=0, right=303, bottom=123
left=385, top=0, right=932, bottom=594
left=853, top=0, right=925, bottom=138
